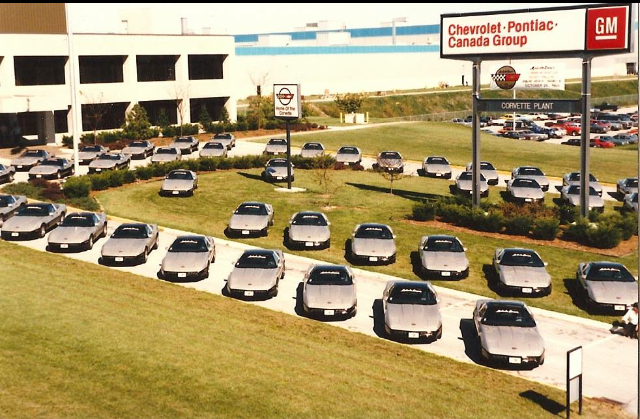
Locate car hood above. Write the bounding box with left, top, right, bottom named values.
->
left=498, top=266, right=551, bottom=287
left=525, top=175, right=549, bottom=188
left=122, top=147, right=147, bottom=155
left=425, top=163, right=451, bottom=173
left=421, top=251, right=468, bottom=272
left=566, top=180, right=603, bottom=193
left=567, top=194, right=604, bottom=208
left=336, top=154, right=360, bottom=163
left=216, top=139, right=232, bottom=146
left=266, top=166, right=292, bottom=177
left=200, top=149, right=225, bottom=157
left=385, top=303, right=441, bottom=332
left=78, top=152, right=99, bottom=160
left=228, top=268, right=279, bottom=290
left=481, top=169, right=498, bottom=180
left=352, top=238, right=396, bottom=257
left=170, top=142, right=194, bottom=150
left=11, top=157, right=40, bottom=166
left=587, top=280, right=638, bottom=305
left=2, top=216, right=48, bottom=232
left=101, top=238, right=148, bottom=257
left=289, top=225, right=330, bottom=242
left=379, top=159, right=403, bottom=168
left=304, top=284, right=356, bottom=309
left=29, top=165, right=60, bottom=175
left=162, top=252, right=210, bottom=273
left=152, top=154, right=178, bottom=162
left=162, top=179, right=194, bottom=191
left=480, top=325, right=544, bottom=356
left=229, top=214, right=269, bottom=230
left=89, top=160, right=117, bottom=169
left=301, top=149, right=322, bottom=158
left=510, top=187, right=545, bottom=200
left=457, top=179, right=489, bottom=192
left=48, top=226, right=93, bottom=244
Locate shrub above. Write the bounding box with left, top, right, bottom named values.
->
left=557, top=204, right=580, bottom=225
left=532, top=217, right=560, bottom=240
left=586, top=224, right=622, bottom=248
left=134, top=166, right=154, bottom=180
left=352, top=163, right=365, bottom=171
left=563, top=218, right=592, bottom=242
left=122, top=104, right=154, bottom=140
left=217, top=159, right=233, bottom=170
left=236, top=121, right=249, bottom=131
left=412, top=203, right=436, bottom=221
left=212, top=124, right=225, bottom=134
left=479, top=211, right=505, bottom=233
left=198, top=158, right=219, bottom=172
left=62, top=135, right=73, bottom=148
left=63, top=176, right=92, bottom=199
left=41, top=182, right=64, bottom=201
left=89, top=173, right=112, bottom=191
left=438, top=203, right=472, bottom=225
left=96, top=130, right=125, bottom=143
left=2, top=181, right=43, bottom=200
left=67, top=197, right=100, bottom=212
left=504, top=216, right=533, bottom=236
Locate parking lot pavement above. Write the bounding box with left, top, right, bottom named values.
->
left=5, top=217, right=637, bottom=415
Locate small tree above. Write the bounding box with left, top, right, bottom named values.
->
left=374, top=154, right=409, bottom=194
left=81, top=91, right=110, bottom=144
left=171, top=82, right=191, bottom=136
left=156, top=108, right=170, bottom=129
left=218, top=106, right=230, bottom=123
left=312, top=155, right=340, bottom=206
left=334, top=93, right=366, bottom=114
left=198, top=104, right=212, bottom=125
left=122, top=104, right=153, bottom=140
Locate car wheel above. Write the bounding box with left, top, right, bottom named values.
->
left=202, top=266, right=210, bottom=279
left=142, top=248, right=148, bottom=263
left=436, top=327, right=443, bottom=340
left=152, top=237, right=158, bottom=250
left=8, top=173, right=14, bottom=182
left=86, top=235, right=94, bottom=251
left=323, top=238, right=331, bottom=250
left=101, top=223, right=108, bottom=238
left=38, top=224, right=46, bottom=238
left=56, top=170, right=62, bottom=179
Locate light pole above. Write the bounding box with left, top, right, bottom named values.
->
left=65, top=3, right=81, bottom=176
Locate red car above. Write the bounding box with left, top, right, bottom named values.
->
left=545, top=120, right=581, bottom=136
left=590, top=137, right=615, bottom=148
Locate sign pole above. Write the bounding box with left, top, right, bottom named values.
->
left=472, top=59, right=481, bottom=208
left=579, top=58, right=592, bottom=218
left=273, top=83, right=301, bottom=191
left=286, top=120, right=291, bottom=190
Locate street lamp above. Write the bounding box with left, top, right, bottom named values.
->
left=391, top=17, right=407, bottom=45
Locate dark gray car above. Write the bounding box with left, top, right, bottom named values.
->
left=418, top=235, right=469, bottom=279
left=47, top=212, right=108, bottom=252
left=349, top=223, right=396, bottom=264
left=617, top=177, right=638, bottom=196
left=159, top=235, right=216, bottom=281
left=493, top=248, right=551, bottom=296
left=624, top=192, right=638, bottom=212
left=287, top=211, right=330, bottom=249
left=383, top=280, right=442, bottom=342
left=302, top=264, right=357, bottom=319
left=577, top=261, right=638, bottom=313
left=226, top=249, right=284, bottom=298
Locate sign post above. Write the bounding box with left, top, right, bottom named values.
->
left=273, top=84, right=301, bottom=190
left=566, top=346, right=583, bottom=418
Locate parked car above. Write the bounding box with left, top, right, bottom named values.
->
left=595, top=135, right=625, bottom=146
left=560, top=185, right=605, bottom=212
left=226, top=202, right=274, bottom=237
left=100, top=223, right=159, bottom=265
left=473, top=299, right=545, bottom=367
left=0, top=163, right=16, bottom=184
left=455, top=171, right=489, bottom=197
left=624, top=192, right=638, bottom=212
left=159, top=235, right=216, bottom=281
left=502, top=131, right=523, bottom=140
left=590, top=137, right=615, bottom=148
left=617, top=177, right=638, bottom=196
left=28, top=157, right=74, bottom=180
left=262, top=158, right=294, bottom=182
left=465, top=161, right=499, bottom=185
left=593, top=102, right=618, bottom=112
left=300, top=142, right=325, bottom=158
left=422, top=156, right=452, bottom=178
left=612, top=133, right=638, bottom=144
left=493, top=248, right=552, bottom=296
left=547, top=120, right=581, bottom=136
left=151, top=147, right=182, bottom=163
left=212, top=133, right=235, bottom=150
left=561, top=138, right=581, bottom=146
left=348, top=223, right=396, bottom=264
left=511, top=166, right=549, bottom=191
left=122, top=140, right=154, bottom=159
left=264, top=138, right=288, bottom=155
left=506, top=177, right=545, bottom=204
left=589, top=123, right=608, bottom=134
left=169, top=136, right=199, bottom=154
left=562, top=172, right=603, bottom=196
left=335, top=146, right=362, bottom=165
left=77, top=144, right=109, bottom=164
left=302, top=264, right=357, bottom=319
left=576, top=261, right=638, bottom=313
left=11, top=149, right=53, bottom=171
left=286, top=211, right=331, bottom=249
left=375, top=151, right=404, bottom=173
left=0, top=202, right=66, bottom=240
left=382, top=280, right=442, bottom=341
left=88, top=152, right=130, bottom=174
left=160, top=169, right=198, bottom=196
left=47, top=212, right=108, bottom=252
left=0, top=194, right=27, bottom=223
left=518, top=130, right=548, bottom=141
left=199, top=141, right=228, bottom=158
left=418, top=235, right=469, bottom=279
left=226, top=248, right=284, bottom=298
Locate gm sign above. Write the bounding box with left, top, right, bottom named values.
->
left=586, top=5, right=629, bottom=50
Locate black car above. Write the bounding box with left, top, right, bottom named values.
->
left=593, top=102, right=618, bottom=112
left=562, top=138, right=581, bottom=146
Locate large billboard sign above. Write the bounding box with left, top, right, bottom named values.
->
left=441, top=3, right=631, bottom=59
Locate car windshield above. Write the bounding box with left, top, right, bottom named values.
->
left=307, top=268, right=352, bottom=285
left=268, top=139, right=286, bottom=145
left=292, top=213, right=327, bottom=226
left=586, top=265, right=636, bottom=282
left=235, top=204, right=268, bottom=216
left=169, top=238, right=208, bottom=253
left=98, top=154, right=121, bottom=160
left=427, top=157, right=448, bottom=164
left=17, top=205, right=50, bottom=217
left=129, top=141, right=148, bottom=147
left=157, top=148, right=177, bottom=154
left=61, top=214, right=95, bottom=227
left=626, top=179, right=638, bottom=187
left=174, top=137, right=193, bottom=143
left=167, top=171, right=193, bottom=180
left=459, top=172, right=487, bottom=181
left=111, top=225, right=148, bottom=239
left=480, top=162, right=495, bottom=170
left=499, top=250, right=545, bottom=267
left=204, top=142, right=224, bottom=149
left=632, top=194, right=638, bottom=203
left=0, top=164, right=6, bottom=170
left=567, top=186, right=599, bottom=196
left=303, top=143, right=323, bottom=150
left=481, top=305, right=536, bottom=327
left=388, top=285, right=437, bottom=305
left=338, top=147, right=358, bottom=154
left=380, top=152, right=401, bottom=159
left=0, top=196, right=14, bottom=207
left=214, top=133, right=232, bottom=139
left=23, top=150, right=45, bottom=157
left=236, top=252, right=277, bottom=269
left=519, top=167, right=544, bottom=176
left=81, top=146, right=102, bottom=152
left=569, top=173, right=597, bottom=182
left=512, top=178, right=540, bottom=188
left=41, top=159, right=64, bottom=166
left=355, top=225, right=393, bottom=239
left=423, top=237, right=463, bottom=252
left=268, top=160, right=289, bottom=167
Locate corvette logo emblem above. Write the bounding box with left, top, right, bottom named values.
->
left=491, top=65, right=520, bottom=90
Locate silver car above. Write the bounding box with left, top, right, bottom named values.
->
left=422, top=156, right=452, bottom=179
left=560, top=185, right=604, bottom=212
left=511, top=166, right=549, bottom=191
left=383, top=280, right=442, bottom=341
left=349, top=223, right=396, bottom=264
left=617, top=177, right=638, bottom=196
left=160, top=170, right=198, bottom=197
left=264, top=138, right=288, bottom=155
left=286, top=211, right=331, bottom=249
left=300, top=142, right=325, bottom=158
left=263, top=158, right=294, bottom=182
left=159, top=235, right=216, bottom=281
left=77, top=144, right=109, bottom=164
left=302, top=264, right=357, bottom=319
left=169, top=136, right=199, bottom=154
left=122, top=140, right=154, bottom=159
left=11, top=149, right=53, bottom=171
left=493, top=248, right=551, bottom=296
left=1, top=202, right=66, bottom=240
left=28, top=157, right=75, bottom=180
left=47, top=212, right=108, bottom=252
left=376, top=151, right=404, bottom=173
left=624, top=192, right=638, bottom=212
left=212, top=133, right=235, bottom=150
left=562, top=172, right=603, bottom=196
left=335, top=146, right=362, bottom=165
left=226, top=249, right=284, bottom=299
left=418, top=235, right=469, bottom=279
left=227, top=202, right=274, bottom=237
left=100, top=223, right=159, bottom=265
left=506, top=177, right=545, bottom=204
left=473, top=299, right=545, bottom=367
left=0, top=163, right=16, bottom=184
left=0, top=194, right=27, bottom=223
left=455, top=171, right=489, bottom=197
left=466, top=161, right=499, bottom=185
left=151, top=147, right=182, bottom=163
left=199, top=141, right=228, bottom=158
left=88, top=152, right=130, bottom=174
left=577, top=261, right=638, bottom=313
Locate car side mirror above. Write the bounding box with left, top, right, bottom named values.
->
left=544, top=262, right=549, bottom=267
left=463, top=247, right=468, bottom=252
left=327, top=221, right=331, bottom=226
left=392, top=234, right=397, bottom=239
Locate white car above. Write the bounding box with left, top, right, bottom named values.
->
left=562, top=172, right=603, bottom=196
left=422, top=156, right=452, bottom=178
left=455, top=171, right=489, bottom=197
left=151, top=147, right=182, bottom=163
left=465, top=161, right=499, bottom=185
left=335, top=146, right=362, bottom=165
left=383, top=280, right=442, bottom=342
left=302, top=264, right=357, bottom=319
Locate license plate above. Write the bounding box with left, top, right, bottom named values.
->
left=408, top=332, right=419, bottom=339
left=178, top=273, right=187, bottom=278
left=324, top=309, right=335, bottom=316
left=79, top=160, right=84, bottom=163
left=435, top=173, right=442, bottom=177
left=36, top=175, right=42, bottom=178
left=276, top=176, right=283, bottom=180
left=525, top=198, right=532, bottom=202
left=305, top=242, right=314, bottom=247
left=60, top=244, right=68, bottom=249
left=522, top=288, right=533, bottom=294
left=172, top=191, right=179, bottom=195
left=441, top=271, right=451, bottom=277
left=11, top=232, right=18, bottom=236
left=369, top=256, right=378, bottom=262
left=345, top=162, right=351, bottom=166
left=615, top=305, right=626, bottom=311
left=244, top=290, right=254, bottom=297
left=241, top=230, right=250, bottom=235
left=96, top=168, right=102, bottom=172
left=17, top=165, right=22, bottom=169
left=508, top=357, right=521, bottom=364
left=115, top=257, right=123, bottom=262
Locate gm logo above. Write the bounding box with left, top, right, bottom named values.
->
left=586, top=6, right=628, bottom=50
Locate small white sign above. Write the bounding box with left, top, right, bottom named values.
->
left=490, top=65, right=565, bottom=91
left=274, top=84, right=301, bottom=119
left=568, top=347, right=583, bottom=379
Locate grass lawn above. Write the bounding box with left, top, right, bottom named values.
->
left=96, top=169, right=638, bottom=324
left=272, top=122, right=639, bottom=184
left=0, top=241, right=631, bottom=419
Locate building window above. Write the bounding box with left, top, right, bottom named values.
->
left=188, top=55, right=226, bottom=80
left=79, top=56, right=124, bottom=84
left=54, top=110, right=68, bottom=133
left=139, top=100, right=178, bottom=126
left=14, top=56, right=66, bottom=86
left=81, top=102, right=128, bottom=131
left=136, top=55, right=177, bottom=82
left=190, top=97, right=228, bottom=122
